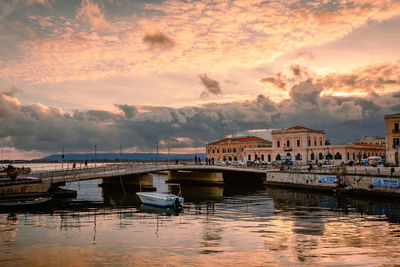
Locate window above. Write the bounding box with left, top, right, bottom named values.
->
left=268, top=154, right=271, bottom=162
left=212, top=149, right=215, bottom=154
left=335, top=152, right=342, bottom=160
left=222, top=149, right=226, bottom=153
left=314, top=139, right=317, bottom=146
left=261, top=154, right=265, bottom=161
left=394, top=138, right=400, bottom=148
left=277, top=140, right=280, bottom=147
left=311, top=153, right=315, bottom=160
left=308, top=139, right=311, bottom=146
left=319, top=153, right=324, bottom=160
left=297, top=140, right=300, bottom=147
left=217, top=149, right=219, bottom=153
left=208, top=150, right=210, bottom=154
left=295, top=153, right=302, bottom=160
left=228, top=148, right=231, bottom=153
left=320, top=138, right=322, bottom=146
left=347, top=152, right=350, bottom=160
left=353, top=152, right=356, bottom=160
left=233, top=148, right=236, bottom=153
left=276, top=154, right=281, bottom=161
left=286, top=140, right=290, bottom=147
left=228, top=157, right=232, bottom=161
left=395, top=122, right=399, bottom=133
left=248, top=155, right=251, bottom=161
left=234, top=156, right=237, bottom=161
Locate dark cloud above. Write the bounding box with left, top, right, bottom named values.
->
left=289, top=79, right=323, bottom=106
left=199, top=73, right=222, bottom=98
left=143, top=32, right=175, bottom=50
left=0, top=78, right=399, bottom=156
left=259, top=74, right=287, bottom=90
left=115, top=104, right=138, bottom=119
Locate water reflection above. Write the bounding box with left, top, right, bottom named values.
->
left=1, top=175, right=400, bottom=266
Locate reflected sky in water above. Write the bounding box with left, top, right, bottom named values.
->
left=1, top=174, right=400, bottom=266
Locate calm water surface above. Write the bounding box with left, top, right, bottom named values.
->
left=1, top=173, right=400, bottom=266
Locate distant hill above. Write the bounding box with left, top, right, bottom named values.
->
left=36, top=153, right=206, bottom=161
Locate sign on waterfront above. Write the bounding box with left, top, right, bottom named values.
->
left=372, top=178, right=399, bottom=188
left=318, top=175, right=337, bottom=184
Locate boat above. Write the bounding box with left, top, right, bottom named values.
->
left=0, top=196, right=52, bottom=207
left=136, top=192, right=184, bottom=208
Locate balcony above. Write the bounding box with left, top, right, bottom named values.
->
left=283, top=145, right=292, bottom=151
left=393, top=129, right=399, bottom=134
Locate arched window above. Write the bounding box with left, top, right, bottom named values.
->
left=254, top=154, right=258, bottom=160
left=228, top=148, right=231, bottom=153
left=308, top=139, right=311, bottom=146
left=286, top=140, right=290, bottom=147
left=311, top=153, right=315, bottom=160
left=222, top=149, right=226, bottom=153
left=233, top=148, right=236, bottom=153
left=267, top=154, right=271, bottom=162
left=326, top=153, right=333, bottom=160
left=248, top=155, right=251, bottom=161
left=223, top=157, right=226, bottom=161
left=334, top=152, right=342, bottom=160
left=319, top=138, right=322, bottom=146
left=347, top=152, right=350, bottom=160
left=363, top=153, right=367, bottom=159
left=319, top=153, right=324, bottom=160
left=261, top=154, right=265, bottom=161
left=314, top=139, right=317, bottom=146
left=295, top=153, right=302, bottom=160
left=234, top=156, right=237, bottom=161
left=353, top=152, right=356, bottom=160
left=228, top=157, right=232, bottom=161
left=276, top=154, right=281, bottom=161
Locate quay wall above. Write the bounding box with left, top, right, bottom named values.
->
left=265, top=171, right=400, bottom=197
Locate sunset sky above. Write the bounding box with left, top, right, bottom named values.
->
left=0, top=0, right=400, bottom=159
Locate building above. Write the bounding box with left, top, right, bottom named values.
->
left=355, top=136, right=385, bottom=145
left=206, top=136, right=271, bottom=162
left=243, top=125, right=385, bottom=165
left=385, top=112, right=400, bottom=165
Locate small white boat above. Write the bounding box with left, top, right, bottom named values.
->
left=136, top=192, right=184, bottom=208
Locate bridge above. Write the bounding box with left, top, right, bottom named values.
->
left=31, top=163, right=272, bottom=186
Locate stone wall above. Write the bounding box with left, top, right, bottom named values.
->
left=265, top=171, right=400, bottom=196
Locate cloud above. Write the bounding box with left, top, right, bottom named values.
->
left=3, top=85, right=23, bottom=97
left=115, top=104, right=138, bottom=119
left=1, top=83, right=398, bottom=157
left=199, top=73, right=222, bottom=98
left=143, top=32, right=175, bottom=50
left=76, top=0, right=112, bottom=32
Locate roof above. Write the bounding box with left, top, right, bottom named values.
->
left=384, top=112, right=400, bottom=119
left=272, top=125, right=324, bottom=134
left=287, top=125, right=312, bottom=131
left=351, top=143, right=385, bottom=148
left=209, top=136, right=271, bottom=145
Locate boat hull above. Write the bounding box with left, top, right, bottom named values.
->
left=136, top=192, right=184, bottom=207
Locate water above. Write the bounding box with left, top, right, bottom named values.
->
left=1, top=173, right=400, bottom=266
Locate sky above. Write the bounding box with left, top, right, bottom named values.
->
left=0, top=0, right=399, bottom=159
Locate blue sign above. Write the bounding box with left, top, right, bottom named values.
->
left=318, top=176, right=337, bottom=184
left=372, top=178, right=399, bottom=188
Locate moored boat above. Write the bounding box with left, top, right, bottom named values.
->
left=0, top=196, right=52, bottom=207
left=136, top=192, right=184, bottom=208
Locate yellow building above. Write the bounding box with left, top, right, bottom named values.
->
left=385, top=112, right=400, bottom=165
left=206, top=136, right=271, bottom=162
